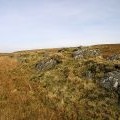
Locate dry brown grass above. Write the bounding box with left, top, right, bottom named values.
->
left=0, top=56, right=63, bottom=120
left=92, top=44, right=120, bottom=58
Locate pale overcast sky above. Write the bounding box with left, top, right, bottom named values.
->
left=0, top=0, right=120, bottom=52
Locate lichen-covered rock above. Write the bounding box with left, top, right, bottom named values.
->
left=107, top=54, right=120, bottom=61
left=88, top=49, right=101, bottom=56
left=72, top=50, right=84, bottom=59
left=36, top=58, right=60, bottom=71
left=100, top=71, right=120, bottom=91
left=72, top=48, right=101, bottom=59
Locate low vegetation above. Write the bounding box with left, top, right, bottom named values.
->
left=0, top=44, right=120, bottom=120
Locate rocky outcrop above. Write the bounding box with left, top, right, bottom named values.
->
left=100, top=70, right=120, bottom=105
left=72, top=50, right=84, bottom=59
left=36, top=58, right=60, bottom=71
left=107, top=54, right=120, bottom=61
left=83, top=60, right=120, bottom=92
left=72, top=48, right=101, bottom=59
left=100, top=71, right=120, bottom=91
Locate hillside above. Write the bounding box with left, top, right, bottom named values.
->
left=0, top=44, right=120, bottom=120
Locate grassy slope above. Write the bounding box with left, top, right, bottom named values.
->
left=0, top=44, right=120, bottom=120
